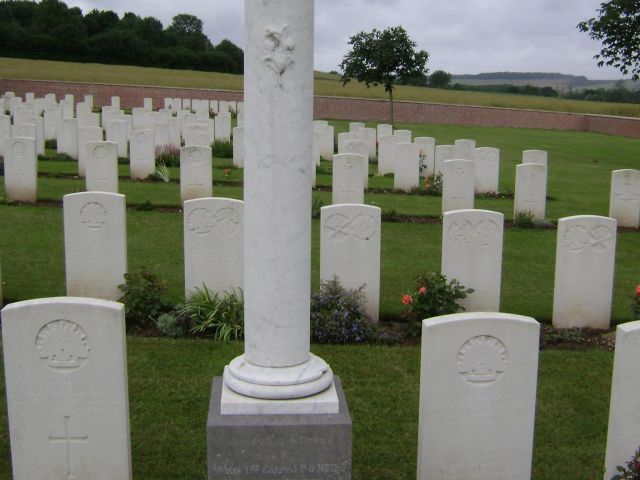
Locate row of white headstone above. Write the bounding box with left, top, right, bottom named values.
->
left=2, top=299, right=639, bottom=480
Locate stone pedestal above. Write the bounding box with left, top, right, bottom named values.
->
left=207, top=377, right=352, bottom=480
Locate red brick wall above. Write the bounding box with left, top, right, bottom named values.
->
left=3, top=78, right=640, bottom=138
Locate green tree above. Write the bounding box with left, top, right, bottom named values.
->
left=578, top=0, right=640, bottom=80
left=428, top=69, right=452, bottom=88
left=340, top=26, right=429, bottom=124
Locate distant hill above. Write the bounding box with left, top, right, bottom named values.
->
left=451, top=72, right=638, bottom=91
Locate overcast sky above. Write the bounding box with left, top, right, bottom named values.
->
left=66, top=0, right=626, bottom=80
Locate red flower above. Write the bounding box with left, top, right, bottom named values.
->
left=636, top=284, right=640, bottom=296
left=418, top=286, right=427, bottom=295
left=402, top=294, right=413, bottom=305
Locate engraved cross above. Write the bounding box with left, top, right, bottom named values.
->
left=49, top=415, right=88, bottom=480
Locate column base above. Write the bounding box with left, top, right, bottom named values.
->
left=207, top=376, right=352, bottom=480
left=223, top=353, right=334, bottom=400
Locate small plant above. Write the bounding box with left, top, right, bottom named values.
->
left=179, top=286, right=244, bottom=341
left=514, top=210, right=536, bottom=228
left=52, top=152, right=73, bottom=162
left=155, top=312, right=187, bottom=339
left=212, top=140, right=233, bottom=158
left=312, top=196, right=325, bottom=218
left=0, top=195, right=13, bottom=205
left=423, top=173, right=443, bottom=196
left=310, top=277, right=378, bottom=344
left=155, top=144, right=180, bottom=167
left=418, top=149, right=427, bottom=173
left=118, top=267, right=170, bottom=332
left=132, top=200, right=154, bottom=211
left=223, top=168, right=231, bottom=178
left=45, top=139, right=57, bottom=150
left=401, top=272, right=473, bottom=336
left=612, top=446, right=640, bottom=480
left=153, top=161, right=171, bottom=182
left=632, top=284, right=640, bottom=321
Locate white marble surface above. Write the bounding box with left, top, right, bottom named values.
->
left=454, top=138, right=476, bottom=160
left=414, top=137, right=435, bottom=178
left=553, top=215, right=617, bottom=329
left=522, top=149, right=548, bottom=166
left=129, top=128, right=155, bottom=179
left=180, top=146, right=213, bottom=203
left=2, top=297, right=132, bottom=480
left=514, top=163, right=547, bottom=220
left=418, top=312, right=539, bottom=480
left=77, top=126, right=103, bottom=178
left=474, top=147, right=500, bottom=193
left=442, top=159, right=475, bottom=213
left=3, top=137, right=37, bottom=203
left=434, top=144, right=454, bottom=176
left=393, top=142, right=420, bottom=192
left=85, top=141, right=119, bottom=193
left=377, top=134, right=394, bottom=175
left=64, top=192, right=127, bottom=301
left=332, top=153, right=365, bottom=205
left=609, top=169, right=640, bottom=228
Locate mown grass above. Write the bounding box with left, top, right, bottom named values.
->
left=2, top=57, right=640, bottom=118
left=0, top=339, right=615, bottom=480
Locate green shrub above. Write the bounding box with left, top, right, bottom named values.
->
left=117, top=267, right=170, bottom=332
left=155, top=144, right=180, bottom=167
left=149, top=161, right=171, bottom=183
left=423, top=173, right=443, bottom=196
left=212, top=140, right=233, bottom=158
left=312, top=195, right=325, bottom=218
left=45, top=139, right=57, bottom=150
left=514, top=210, right=536, bottom=228
left=179, top=286, right=244, bottom=341
left=154, top=312, right=187, bottom=338
left=310, top=277, right=378, bottom=344
left=401, top=272, right=473, bottom=336
left=613, top=446, right=640, bottom=480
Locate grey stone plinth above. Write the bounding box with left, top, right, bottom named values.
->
left=207, top=376, right=352, bottom=480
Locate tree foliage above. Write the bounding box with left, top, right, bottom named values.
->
left=427, top=70, right=452, bottom=88
left=0, top=0, right=243, bottom=74
left=578, top=0, right=640, bottom=81
left=340, top=26, right=429, bottom=123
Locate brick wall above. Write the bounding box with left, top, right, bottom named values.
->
left=3, top=78, right=639, bottom=138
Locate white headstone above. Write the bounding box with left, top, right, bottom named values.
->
left=414, top=137, right=435, bottom=178
left=434, top=144, right=455, bottom=176
left=3, top=137, right=37, bottom=202
left=143, top=97, right=153, bottom=111
left=393, top=142, right=420, bottom=192
left=232, top=126, right=244, bottom=168
left=151, top=121, right=169, bottom=148
left=85, top=141, right=118, bottom=193
left=104, top=120, right=127, bottom=158
left=129, top=129, right=156, bottom=180
left=454, top=138, right=476, bottom=160
left=312, top=129, right=321, bottom=168
left=442, top=159, right=475, bottom=213
left=377, top=123, right=393, bottom=141
left=417, top=312, right=539, bottom=480
left=475, top=147, right=500, bottom=193
left=318, top=124, right=334, bottom=160
left=167, top=117, right=181, bottom=148
left=377, top=134, right=394, bottom=175
left=209, top=99, right=219, bottom=114
left=84, top=94, right=94, bottom=109
left=332, top=153, right=365, bottom=205
left=393, top=129, right=412, bottom=144
left=522, top=149, right=548, bottom=166
left=514, top=163, right=547, bottom=220
left=11, top=122, right=36, bottom=140
left=552, top=215, right=617, bottom=329
left=337, top=131, right=360, bottom=154
left=34, top=116, right=45, bottom=156
left=63, top=192, right=127, bottom=300
left=364, top=127, right=377, bottom=160
left=180, top=146, right=212, bottom=202
left=218, top=100, right=230, bottom=113
left=1, top=297, right=132, bottom=480
left=57, top=118, right=78, bottom=159
left=184, top=198, right=244, bottom=298
left=44, top=106, right=62, bottom=141
left=214, top=112, right=232, bottom=142
left=349, top=122, right=365, bottom=132
left=77, top=126, right=103, bottom=177
left=111, top=96, right=120, bottom=109
left=320, top=204, right=381, bottom=322
left=609, top=169, right=640, bottom=228
left=131, top=107, right=149, bottom=130
left=0, top=114, right=10, bottom=156
left=442, top=209, right=504, bottom=311
left=184, top=123, right=212, bottom=147
left=604, top=321, right=640, bottom=480
left=344, top=139, right=369, bottom=188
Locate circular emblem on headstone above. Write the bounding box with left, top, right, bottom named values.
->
left=351, top=214, right=377, bottom=241
left=457, top=335, right=508, bottom=386
left=93, top=145, right=108, bottom=160
left=563, top=225, right=613, bottom=252
left=448, top=220, right=473, bottom=244
left=12, top=140, right=26, bottom=158
left=213, top=207, right=241, bottom=236
left=35, top=319, right=91, bottom=372
left=189, top=149, right=204, bottom=164
left=188, top=207, right=215, bottom=235
left=472, top=220, right=500, bottom=247
left=79, top=202, right=108, bottom=229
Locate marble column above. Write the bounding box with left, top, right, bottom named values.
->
left=223, top=0, right=334, bottom=400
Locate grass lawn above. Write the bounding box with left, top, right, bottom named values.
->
left=0, top=339, right=615, bottom=480
left=3, top=56, right=640, bottom=118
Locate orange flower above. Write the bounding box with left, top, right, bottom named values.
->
left=418, top=286, right=427, bottom=295
left=402, top=294, right=413, bottom=305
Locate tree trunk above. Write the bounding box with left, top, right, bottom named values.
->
left=389, top=88, right=395, bottom=126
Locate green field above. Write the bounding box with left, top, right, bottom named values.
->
left=3, top=56, right=640, bottom=118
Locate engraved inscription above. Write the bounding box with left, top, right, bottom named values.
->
left=79, top=202, right=108, bottom=230
left=36, top=320, right=90, bottom=372
left=449, top=220, right=474, bottom=244
left=188, top=149, right=204, bottom=164
left=563, top=224, right=613, bottom=252
left=12, top=140, right=26, bottom=158
left=458, top=335, right=508, bottom=386
left=92, top=145, right=108, bottom=160
left=49, top=415, right=88, bottom=480
left=263, top=26, right=295, bottom=87
left=212, top=207, right=241, bottom=236
left=188, top=207, right=215, bottom=236
left=325, top=213, right=377, bottom=241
